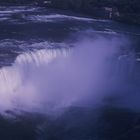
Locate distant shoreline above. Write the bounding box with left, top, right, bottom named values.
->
left=0, top=1, right=140, bottom=26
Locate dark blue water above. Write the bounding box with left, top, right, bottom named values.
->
left=0, top=5, right=140, bottom=140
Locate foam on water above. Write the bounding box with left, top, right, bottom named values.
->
left=0, top=6, right=40, bottom=14
left=26, top=14, right=108, bottom=23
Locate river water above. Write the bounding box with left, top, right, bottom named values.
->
left=0, top=5, right=140, bottom=140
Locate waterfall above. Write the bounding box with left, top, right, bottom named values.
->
left=0, top=37, right=136, bottom=114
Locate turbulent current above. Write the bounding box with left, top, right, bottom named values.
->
left=0, top=5, right=140, bottom=140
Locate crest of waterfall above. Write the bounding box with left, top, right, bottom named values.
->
left=0, top=48, right=69, bottom=112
